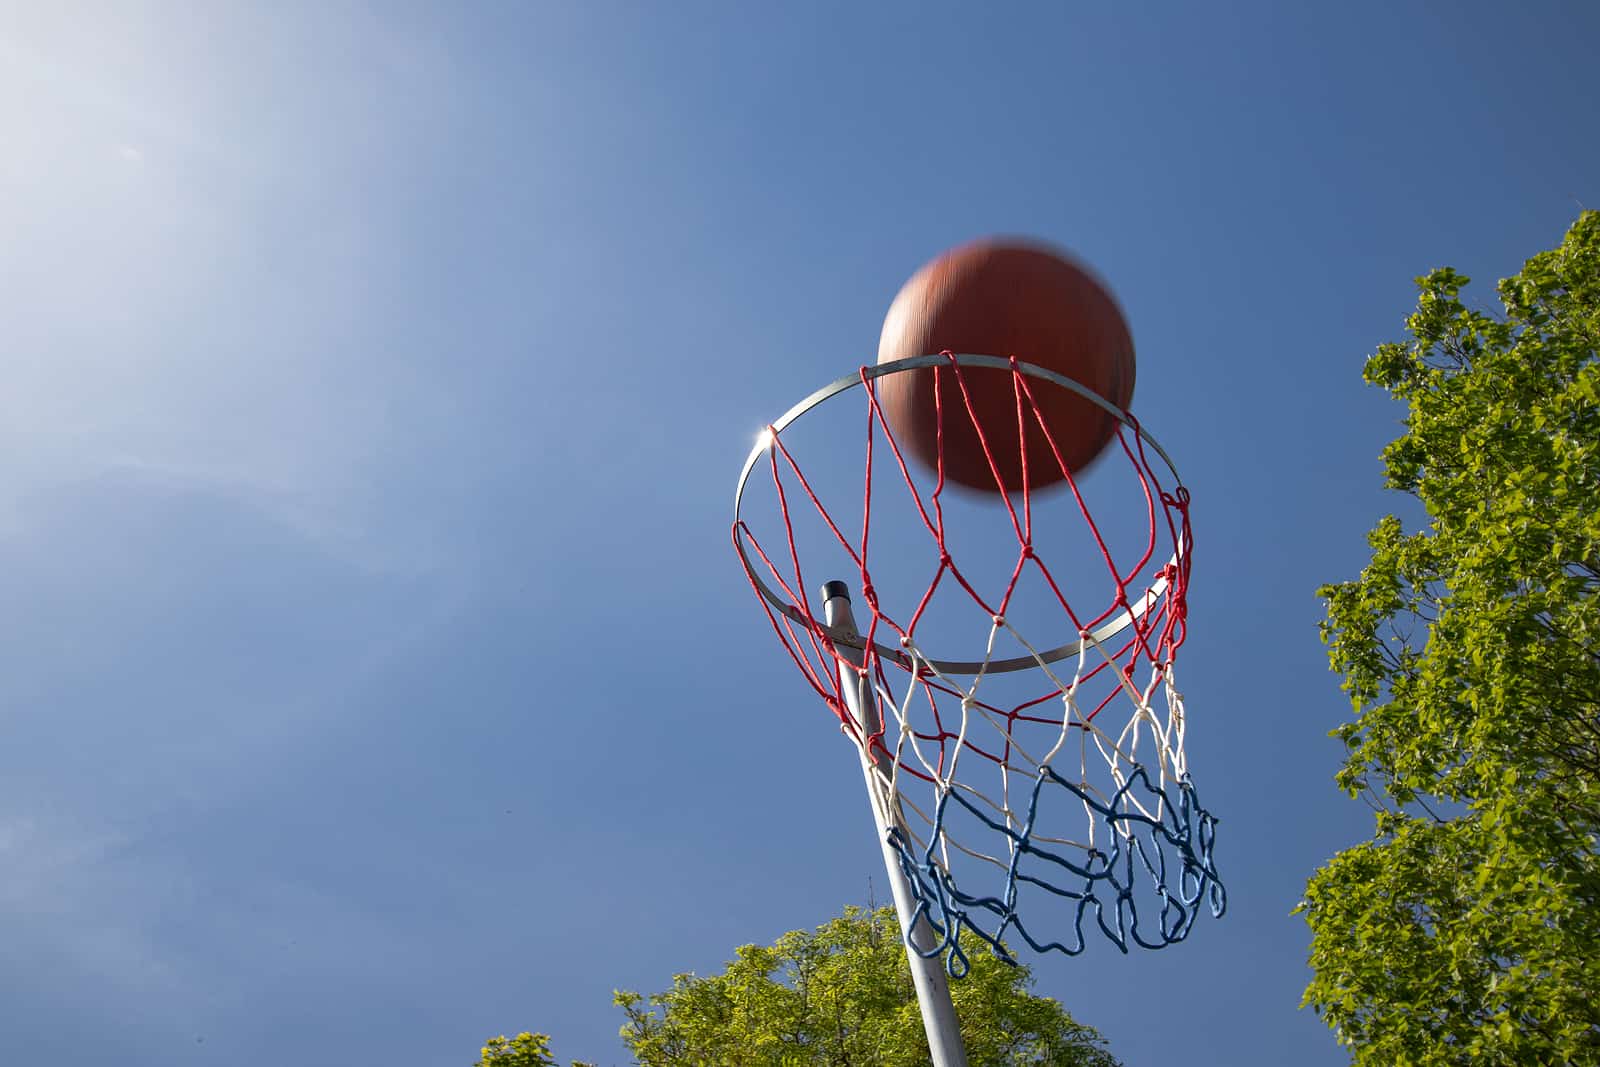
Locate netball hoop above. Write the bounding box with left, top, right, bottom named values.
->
left=731, top=353, right=1225, bottom=1062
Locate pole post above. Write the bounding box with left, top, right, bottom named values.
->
left=822, top=581, right=969, bottom=1067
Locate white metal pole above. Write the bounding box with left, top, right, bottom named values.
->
left=822, top=580, right=969, bottom=1067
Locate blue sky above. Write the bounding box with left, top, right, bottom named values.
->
left=2, top=4, right=1597, bottom=1065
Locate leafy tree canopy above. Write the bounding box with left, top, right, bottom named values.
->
left=476, top=1031, right=594, bottom=1067
left=1303, top=211, right=1600, bottom=1064
left=476, top=1031, right=558, bottom=1067
left=616, top=906, right=1119, bottom=1067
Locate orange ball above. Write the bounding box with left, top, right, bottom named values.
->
left=876, top=240, right=1136, bottom=494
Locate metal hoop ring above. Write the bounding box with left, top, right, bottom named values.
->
left=732, top=353, right=1185, bottom=675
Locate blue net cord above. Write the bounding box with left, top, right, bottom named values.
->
left=888, top=765, right=1225, bottom=977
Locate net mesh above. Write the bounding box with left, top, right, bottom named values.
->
left=734, top=355, right=1225, bottom=975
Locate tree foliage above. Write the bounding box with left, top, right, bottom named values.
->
left=1303, top=211, right=1600, bottom=1064
left=615, top=905, right=1120, bottom=1066
left=476, top=1031, right=595, bottom=1067
left=476, top=1032, right=558, bottom=1067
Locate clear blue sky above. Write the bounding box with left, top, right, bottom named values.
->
left=2, top=4, right=1597, bottom=1065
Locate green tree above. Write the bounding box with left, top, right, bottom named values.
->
left=615, top=905, right=1120, bottom=1067
left=1303, top=211, right=1600, bottom=1064
left=476, top=1031, right=595, bottom=1067
left=476, top=1032, right=557, bottom=1067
